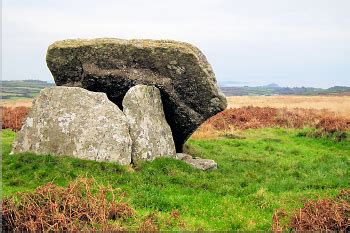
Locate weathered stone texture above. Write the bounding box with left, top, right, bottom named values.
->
left=123, top=85, right=176, bottom=163
left=175, top=153, right=218, bottom=171
left=11, top=87, right=132, bottom=164
left=46, top=38, right=227, bottom=151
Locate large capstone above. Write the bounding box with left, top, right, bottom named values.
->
left=11, top=86, right=132, bottom=165
left=123, top=85, right=176, bottom=163
left=46, top=38, right=227, bottom=151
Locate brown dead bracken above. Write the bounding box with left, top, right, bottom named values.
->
left=272, top=189, right=350, bottom=232
left=192, top=106, right=350, bottom=139
left=1, top=106, right=29, bottom=131
left=1, top=177, right=134, bottom=231
left=4, top=106, right=350, bottom=135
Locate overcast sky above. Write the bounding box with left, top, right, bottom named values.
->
left=2, top=0, right=350, bottom=87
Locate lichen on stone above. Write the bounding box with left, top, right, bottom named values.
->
left=46, top=38, right=227, bottom=151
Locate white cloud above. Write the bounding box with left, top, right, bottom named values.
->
left=2, top=0, right=350, bottom=87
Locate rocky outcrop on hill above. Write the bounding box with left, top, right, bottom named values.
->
left=11, top=87, right=132, bottom=165
left=123, top=85, right=176, bottom=163
left=46, top=38, right=227, bottom=151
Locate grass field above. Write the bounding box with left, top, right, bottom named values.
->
left=0, top=99, right=33, bottom=107
left=227, top=96, right=350, bottom=117
left=3, top=95, right=350, bottom=116
left=2, top=94, right=350, bottom=230
left=2, top=128, right=350, bottom=230
left=0, top=80, right=53, bottom=100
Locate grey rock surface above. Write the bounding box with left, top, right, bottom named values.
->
left=174, top=153, right=192, bottom=161
left=46, top=38, right=227, bottom=151
left=11, top=86, right=132, bottom=165
left=175, top=153, right=217, bottom=171
left=123, top=85, right=176, bottom=163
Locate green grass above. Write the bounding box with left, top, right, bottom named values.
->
left=0, top=80, right=53, bottom=99
left=2, top=128, right=350, bottom=230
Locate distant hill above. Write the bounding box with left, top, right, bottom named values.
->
left=265, top=83, right=280, bottom=88
left=220, top=84, right=350, bottom=96
left=1, top=80, right=350, bottom=99
left=1, top=80, right=54, bottom=99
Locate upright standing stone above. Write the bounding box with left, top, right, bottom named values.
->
left=46, top=38, right=227, bottom=151
left=122, top=85, right=176, bottom=163
left=11, top=87, right=132, bottom=165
